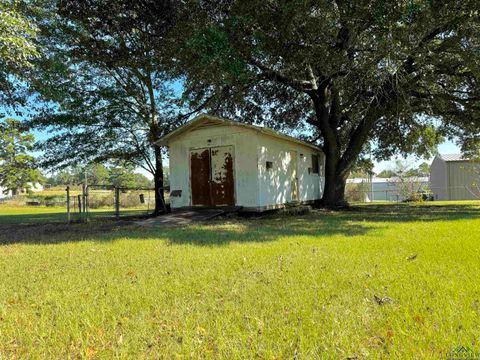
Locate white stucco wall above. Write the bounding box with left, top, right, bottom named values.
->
left=430, top=156, right=448, bottom=200
left=168, top=125, right=260, bottom=208
left=167, top=124, right=325, bottom=210
left=257, top=136, right=324, bottom=208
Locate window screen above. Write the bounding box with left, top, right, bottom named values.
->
left=311, top=154, right=319, bottom=174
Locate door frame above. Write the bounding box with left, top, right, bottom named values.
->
left=188, top=145, right=236, bottom=207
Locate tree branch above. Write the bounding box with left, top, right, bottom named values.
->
left=251, top=60, right=315, bottom=91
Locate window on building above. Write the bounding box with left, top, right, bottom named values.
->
left=266, top=161, right=273, bottom=170
left=311, top=154, right=319, bottom=174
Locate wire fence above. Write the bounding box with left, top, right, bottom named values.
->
left=346, top=185, right=480, bottom=203
left=66, top=185, right=165, bottom=222
left=0, top=183, right=172, bottom=223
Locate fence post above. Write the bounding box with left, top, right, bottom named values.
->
left=82, top=183, right=88, bottom=222
left=82, top=184, right=87, bottom=220
left=115, top=187, right=120, bottom=219
left=65, top=186, right=70, bottom=224
left=77, top=194, right=82, bottom=217
left=66, top=186, right=70, bottom=223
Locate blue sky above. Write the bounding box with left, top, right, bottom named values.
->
left=373, top=140, right=460, bottom=174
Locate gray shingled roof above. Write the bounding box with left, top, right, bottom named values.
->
left=439, top=154, right=469, bottom=162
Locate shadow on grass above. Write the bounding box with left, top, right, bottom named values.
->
left=157, top=216, right=379, bottom=246
left=0, top=215, right=378, bottom=246
left=0, top=203, right=478, bottom=246
left=0, top=212, right=67, bottom=225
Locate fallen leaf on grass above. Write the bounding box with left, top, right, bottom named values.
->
left=414, top=314, right=424, bottom=325
left=86, top=347, right=97, bottom=358
left=374, top=295, right=392, bottom=305
left=406, top=254, right=418, bottom=261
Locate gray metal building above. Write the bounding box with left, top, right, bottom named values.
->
left=430, top=154, right=479, bottom=201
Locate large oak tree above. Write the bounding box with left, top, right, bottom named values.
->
left=0, top=0, right=38, bottom=108
left=29, top=0, right=182, bottom=214
left=162, top=0, right=480, bottom=206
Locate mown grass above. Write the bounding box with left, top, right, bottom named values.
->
left=0, top=204, right=152, bottom=224
left=0, top=202, right=479, bottom=358
left=0, top=205, right=67, bottom=224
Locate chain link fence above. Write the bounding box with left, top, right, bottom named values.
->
left=346, top=183, right=480, bottom=203
left=66, top=185, right=162, bottom=222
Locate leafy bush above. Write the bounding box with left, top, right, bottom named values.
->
left=87, top=193, right=114, bottom=209
left=345, top=182, right=370, bottom=202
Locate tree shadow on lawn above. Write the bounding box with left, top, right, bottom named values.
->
left=0, top=212, right=67, bottom=225
left=0, top=203, right=478, bottom=246
left=156, top=216, right=379, bottom=246
left=0, top=215, right=378, bottom=246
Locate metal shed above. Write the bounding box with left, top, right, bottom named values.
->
left=156, top=114, right=325, bottom=211
left=430, top=154, right=479, bottom=200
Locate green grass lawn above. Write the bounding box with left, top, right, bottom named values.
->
left=0, top=204, right=153, bottom=224
left=0, top=202, right=479, bottom=358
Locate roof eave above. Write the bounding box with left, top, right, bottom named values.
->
left=155, top=113, right=322, bottom=152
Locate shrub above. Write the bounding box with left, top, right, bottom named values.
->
left=345, top=182, right=370, bottom=202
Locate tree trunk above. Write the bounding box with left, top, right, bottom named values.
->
left=319, top=151, right=349, bottom=208
left=153, top=144, right=166, bottom=215
left=309, top=88, right=374, bottom=208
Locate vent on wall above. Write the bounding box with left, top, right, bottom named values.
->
left=170, top=190, right=182, bottom=197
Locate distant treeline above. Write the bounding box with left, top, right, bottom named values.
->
left=45, top=164, right=170, bottom=189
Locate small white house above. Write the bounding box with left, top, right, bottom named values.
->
left=0, top=186, right=13, bottom=199
left=430, top=154, right=479, bottom=200
left=0, top=183, right=44, bottom=199
left=157, top=114, right=325, bottom=211
left=29, top=182, right=44, bottom=192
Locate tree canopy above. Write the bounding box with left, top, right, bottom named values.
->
left=0, top=118, right=41, bottom=194
left=0, top=0, right=38, bottom=108
left=45, top=163, right=153, bottom=188
left=377, top=161, right=430, bottom=178
left=2, top=0, right=479, bottom=209
left=162, top=0, right=480, bottom=206
left=29, top=0, right=183, bottom=213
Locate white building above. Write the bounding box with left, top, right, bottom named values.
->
left=157, top=114, right=325, bottom=211
left=0, top=186, right=13, bottom=199
left=430, top=154, right=479, bottom=201
left=0, top=183, right=44, bottom=199
left=347, top=177, right=430, bottom=202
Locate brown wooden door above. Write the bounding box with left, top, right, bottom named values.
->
left=190, top=148, right=211, bottom=206
left=190, top=146, right=235, bottom=207
left=210, top=146, right=235, bottom=206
